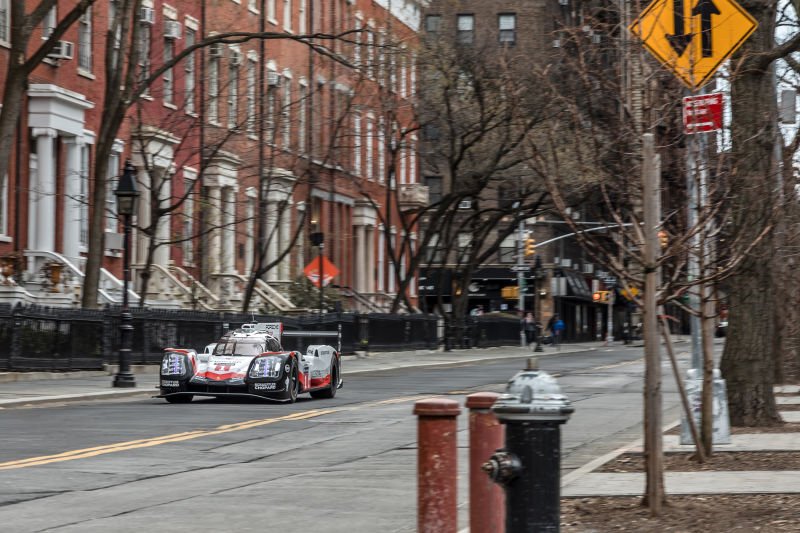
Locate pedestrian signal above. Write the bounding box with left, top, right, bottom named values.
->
left=524, top=237, right=536, bottom=257
left=501, top=286, right=519, bottom=299
left=593, top=291, right=609, bottom=302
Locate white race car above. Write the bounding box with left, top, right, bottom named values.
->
left=158, top=323, right=342, bottom=403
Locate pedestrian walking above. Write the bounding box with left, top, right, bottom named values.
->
left=524, top=312, right=536, bottom=347
left=548, top=314, right=565, bottom=349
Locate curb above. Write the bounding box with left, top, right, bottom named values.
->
left=0, top=388, right=159, bottom=408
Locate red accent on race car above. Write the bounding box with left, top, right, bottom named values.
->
left=310, top=374, right=332, bottom=388
left=203, top=371, right=246, bottom=381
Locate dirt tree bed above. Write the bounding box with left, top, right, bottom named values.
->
left=561, top=494, right=800, bottom=532
left=598, top=451, right=800, bottom=472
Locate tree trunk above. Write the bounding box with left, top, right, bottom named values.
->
left=720, top=1, right=782, bottom=427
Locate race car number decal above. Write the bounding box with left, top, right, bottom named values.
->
left=254, top=382, right=277, bottom=390
left=161, top=380, right=180, bottom=387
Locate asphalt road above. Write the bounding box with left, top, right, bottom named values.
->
left=0, top=344, right=687, bottom=532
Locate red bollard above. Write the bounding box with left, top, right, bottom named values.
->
left=414, top=398, right=461, bottom=533
left=466, top=392, right=505, bottom=533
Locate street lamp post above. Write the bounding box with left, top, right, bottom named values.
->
left=112, top=160, right=139, bottom=388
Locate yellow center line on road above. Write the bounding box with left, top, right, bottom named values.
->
left=0, top=409, right=338, bottom=471
left=0, top=393, right=446, bottom=471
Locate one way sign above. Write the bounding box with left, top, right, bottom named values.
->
left=629, top=0, right=757, bottom=90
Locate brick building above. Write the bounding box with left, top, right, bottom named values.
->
left=0, top=0, right=422, bottom=312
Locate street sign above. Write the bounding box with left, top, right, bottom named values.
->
left=683, top=93, right=724, bottom=133
left=303, top=255, right=340, bottom=288
left=510, top=266, right=531, bottom=272
left=629, top=0, right=757, bottom=90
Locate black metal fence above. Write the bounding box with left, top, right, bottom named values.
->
left=0, top=305, right=522, bottom=371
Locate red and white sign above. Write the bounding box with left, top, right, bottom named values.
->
left=682, top=93, right=724, bottom=134
left=303, top=255, right=340, bottom=288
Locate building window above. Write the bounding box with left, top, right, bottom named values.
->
left=298, top=0, right=307, bottom=33
left=266, top=85, right=277, bottom=143
left=183, top=174, right=195, bottom=263
left=184, top=28, right=196, bottom=114
left=208, top=47, right=220, bottom=123
left=249, top=0, right=257, bottom=11
left=0, top=0, right=9, bottom=43
left=0, top=172, right=6, bottom=236
left=365, top=117, right=374, bottom=180
left=78, top=8, right=92, bottom=71
left=298, top=82, right=307, bottom=152
left=499, top=234, right=515, bottom=263
left=425, top=176, right=442, bottom=203
left=138, top=20, right=152, bottom=88
left=42, top=7, right=56, bottom=39
left=409, top=136, right=417, bottom=184
left=246, top=58, right=257, bottom=135
left=109, top=1, right=122, bottom=70
left=105, top=151, right=119, bottom=235
left=353, top=113, right=362, bottom=175
left=399, top=147, right=406, bottom=185
left=228, top=49, right=240, bottom=129
left=498, top=14, right=516, bottom=45
left=378, top=118, right=385, bottom=183
left=425, top=15, right=441, bottom=33
left=388, top=230, right=397, bottom=293
left=399, top=53, right=407, bottom=98
left=366, top=27, right=375, bottom=78
left=457, top=232, right=472, bottom=260
left=268, top=0, right=276, bottom=21
left=284, top=0, right=292, bottom=31
left=163, top=38, right=174, bottom=105
left=282, top=78, right=292, bottom=149
left=425, top=233, right=443, bottom=263
left=457, top=14, right=474, bottom=45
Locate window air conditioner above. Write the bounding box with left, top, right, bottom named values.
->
left=559, top=0, right=569, bottom=5
left=552, top=39, right=560, bottom=48
left=267, top=71, right=282, bottom=86
left=47, top=41, right=74, bottom=61
left=230, top=50, right=242, bottom=66
left=208, top=43, right=223, bottom=58
left=164, top=20, right=182, bottom=40
left=583, top=263, right=594, bottom=274
left=139, top=7, right=156, bottom=25
left=458, top=200, right=471, bottom=209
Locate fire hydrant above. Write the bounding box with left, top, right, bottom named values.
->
left=483, top=359, right=574, bottom=533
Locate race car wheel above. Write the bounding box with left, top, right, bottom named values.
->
left=310, top=363, right=338, bottom=399
left=287, top=367, right=299, bottom=403
left=165, top=394, right=193, bottom=404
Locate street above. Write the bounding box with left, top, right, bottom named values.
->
left=0, top=344, right=688, bottom=532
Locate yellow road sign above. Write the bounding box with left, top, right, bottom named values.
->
left=629, top=0, right=757, bottom=90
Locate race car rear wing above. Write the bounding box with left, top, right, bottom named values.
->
left=241, top=322, right=342, bottom=354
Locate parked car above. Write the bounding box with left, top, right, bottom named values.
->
left=158, top=323, right=342, bottom=404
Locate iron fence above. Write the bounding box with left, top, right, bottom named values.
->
left=0, top=305, right=522, bottom=371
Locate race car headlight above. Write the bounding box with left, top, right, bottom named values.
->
left=249, top=356, right=283, bottom=379
left=161, top=352, right=187, bottom=375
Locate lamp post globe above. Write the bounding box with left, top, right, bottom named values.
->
left=112, top=160, right=139, bottom=388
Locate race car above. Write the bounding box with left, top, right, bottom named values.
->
left=157, top=322, right=342, bottom=404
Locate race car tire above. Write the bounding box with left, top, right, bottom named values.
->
left=287, top=366, right=299, bottom=403
left=310, top=362, right=338, bottom=399
left=165, top=394, right=193, bottom=404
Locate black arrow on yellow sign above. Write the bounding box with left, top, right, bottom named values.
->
left=666, top=0, right=693, bottom=56
left=666, top=0, right=721, bottom=58
left=693, top=0, right=721, bottom=57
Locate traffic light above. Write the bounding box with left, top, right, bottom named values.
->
left=658, top=230, right=668, bottom=249
left=524, top=237, right=536, bottom=257
left=593, top=290, right=609, bottom=302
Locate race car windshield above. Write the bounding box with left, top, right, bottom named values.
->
left=213, top=341, right=265, bottom=356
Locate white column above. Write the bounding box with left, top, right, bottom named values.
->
left=366, top=227, right=375, bottom=293
left=223, top=187, right=236, bottom=273
left=28, top=155, right=39, bottom=253
left=34, top=128, right=57, bottom=253
left=266, top=201, right=278, bottom=282
left=245, top=195, right=255, bottom=275
left=355, top=224, right=366, bottom=292
left=207, top=185, right=222, bottom=274
left=62, top=137, right=84, bottom=262
left=279, top=208, right=290, bottom=280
